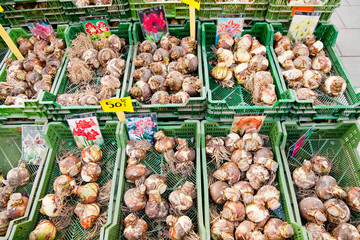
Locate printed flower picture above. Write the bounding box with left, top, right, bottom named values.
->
left=138, top=6, right=168, bottom=43
left=126, top=113, right=157, bottom=143
left=231, top=116, right=266, bottom=135
left=82, top=18, right=111, bottom=40
left=21, top=125, right=48, bottom=165
left=66, top=113, right=104, bottom=148
left=216, top=16, right=245, bottom=45
left=26, top=19, right=55, bottom=41
left=289, top=12, right=321, bottom=41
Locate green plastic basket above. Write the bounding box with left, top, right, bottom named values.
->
left=1, top=1, right=68, bottom=28
left=0, top=124, right=48, bottom=240
left=266, top=3, right=339, bottom=25
left=0, top=25, right=68, bottom=120
left=0, top=13, right=10, bottom=28
left=279, top=121, right=360, bottom=239
left=199, top=1, right=268, bottom=21
left=202, top=22, right=294, bottom=122
left=60, top=0, right=131, bottom=24
left=40, top=23, right=133, bottom=121
left=201, top=120, right=307, bottom=240
left=110, top=120, right=206, bottom=240
left=122, top=21, right=206, bottom=119
left=128, top=1, right=193, bottom=20
left=269, top=23, right=360, bottom=120
left=9, top=121, right=122, bottom=240
left=269, top=0, right=341, bottom=5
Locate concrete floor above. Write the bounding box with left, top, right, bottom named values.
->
left=330, top=0, right=360, bottom=89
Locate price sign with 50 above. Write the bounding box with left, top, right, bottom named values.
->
left=100, top=97, right=134, bottom=113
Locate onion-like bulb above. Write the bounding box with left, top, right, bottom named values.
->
left=81, top=163, right=101, bottom=183
left=332, top=223, right=360, bottom=240
left=124, top=185, right=147, bottom=211
left=316, top=175, right=346, bottom=200
left=293, top=160, right=318, bottom=189
left=169, top=181, right=194, bottom=211
left=5, top=161, right=30, bottom=188
left=59, top=156, right=81, bottom=177
left=346, top=187, right=360, bottom=212
left=167, top=215, right=193, bottom=240
left=217, top=48, right=235, bottom=67
left=306, top=223, right=335, bottom=240
left=235, top=34, right=252, bottom=50
left=209, top=181, right=229, bottom=205
left=233, top=181, right=254, bottom=205
left=7, top=193, right=28, bottom=219
left=98, top=48, right=116, bottom=66
left=40, top=194, right=61, bottom=217
left=303, top=70, right=322, bottom=89
left=250, top=38, right=267, bottom=55
left=106, top=58, right=125, bottom=79
left=310, top=156, right=331, bottom=175
left=129, top=81, right=152, bottom=102
left=81, top=145, right=102, bottom=163
left=324, top=76, right=346, bottom=97
left=74, top=203, right=101, bottom=229
left=299, top=197, right=327, bottom=225
left=309, top=41, right=324, bottom=56
left=246, top=196, right=270, bottom=228
left=211, top=62, right=232, bottom=81
left=225, top=133, right=241, bottom=152
left=139, top=40, right=157, bottom=54
left=0, top=209, right=9, bottom=236
left=213, top=162, right=241, bottom=185
left=144, top=175, right=167, bottom=194
left=241, top=132, right=264, bottom=152
left=154, top=131, right=175, bottom=153
left=221, top=201, right=245, bottom=222
left=296, top=88, right=317, bottom=102
left=264, top=218, right=294, bottom=240
left=253, top=148, right=278, bottom=172
left=211, top=219, right=234, bottom=240
left=246, top=165, right=270, bottom=190
left=324, top=198, right=350, bottom=224
left=217, top=33, right=234, bottom=50
left=256, top=185, right=280, bottom=210
left=29, top=220, right=57, bottom=240
left=73, top=183, right=100, bottom=204
left=124, top=213, right=148, bottom=240
left=231, top=149, right=252, bottom=172
left=235, top=220, right=255, bottom=240
left=53, top=175, right=76, bottom=196
left=145, top=190, right=169, bottom=219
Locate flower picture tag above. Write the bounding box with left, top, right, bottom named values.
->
left=21, top=125, right=48, bottom=165
left=289, top=11, right=321, bottom=41
left=25, top=19, right=55, bottom=41
left=137, top=6, right=169, bottom=43
left=125, top=113, right=158, bottom=143
left=66, top=113, right=104, bottom=148
left=81, top=16, right=111, bottom=40
left=231, top=115, right=266, bottom=135
left=216, top=14, right=245, bottom=45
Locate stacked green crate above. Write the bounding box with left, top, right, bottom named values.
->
left=270, top=23, right=360, bottom=121
left=0, top=124, right=48, bottom=240
left=201, top=120, right=307, bottom=240
left=40, top=23, right=133, bottom=121
left=199, top=0, right=269, bottom=21
left=279, top=121, right=360, bottom=239
left=105, top=120, right=205, bottom=240
left=202, top=22, right=294, bottom=122
left=1, top=0, right=68, bottom=28
left=0, top=25, right=68, bottom=120
left=266, top=0, right=340, bottom=26
left=10, top=121, right=122, bottom=240
left=60, top=0, right=131, bottom=24
left=122, top=21, right=206, bottom=119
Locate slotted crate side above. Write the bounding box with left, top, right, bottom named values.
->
left=269, top=23, right=360, bottom=120
left=201, top=120, right=307, bottom=240
left=269, top=0, right=340, bottom=5
left=202, top=22, right=294, bottom=118
left=279, top=121, right=360, bottom=239
left=40, top=23, right=133, bottom=120
left=109, top=120, right=206, bottom=240
left=199, top=1, right=268, bottom=21
left=0, top=25, right=68, bottom=119
left=1, top=1, right=68, bottom=27
left=9, top=121, right=122, bottom=240
left=122, top=21, right=206, bottom=119
left=0, top=124, right=49, bottom=240
left=266, top=3, right=339, bottom=24
left=128, top=1, right=193, bottom=20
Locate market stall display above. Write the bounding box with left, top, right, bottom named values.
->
left=124, top=21, right=206, bottom=119
left=270, top=23, right=360, bottom=121
left=9, top=122, right=121, bottom=239
left=0, top=26, right=68, bottom=120
left=202, top=120, right=304, bottom=240
left=0, top=124, right=48, bottom=240
left=40, top=23, right=133, bottom=121
left=203, top=22, right=294, bottom=122
left=279, top=121, right=360, bottom=240
left=110, top=121, right=205, bottom=240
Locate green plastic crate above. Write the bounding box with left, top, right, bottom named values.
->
left=202, top=22, right=294, bottom=122
left=128, top=0, right=193, bottom=20
left=40, top=23, right=133, bottom=121
left=199, top=1, right=268, bottom=21
left=1, top=1, right=68, bottom=28
left=9, top=121, right=122, bottom=240
left=60, top=0, right=131, bottom=24
left=201, top=120, right=307, bottom=240
left=269, top=23, right=360, bottom=120
left=0, top=25, right=68, bottom=120
left=266, top=3, right=339, bottom=24
left=0, top=124, right=48, bottom=240
left=122, top=21, right=206, bottom=119
left=0, top=13, right=10, bottom=27
left=269, top=0, right=340, bottom=5
left=109, top=120, right=206, bottom=240
left=279, top=121, right=360, bottom=239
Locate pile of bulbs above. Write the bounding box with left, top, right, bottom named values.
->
left=292, top=155, right=360, bottom=239
left=57, top=33, right=126, bottom=107
left=74, top=0, right=111, bottom=7
left=0, top=161, right=30, bottom=236
left=273, top=32, right=347, bottom=102
left=29, top=145, right=111, bottom=240
left=288, top=0, right=323, bottom=5
left=0, top=34, right=66, bottom=105
left=210, top=32, right=278, bottom=105
left=206, top=132, right=294, bottom=240
left=129, top=35, right=202, bottom=105
left=122, top=133, right=199, bottom=240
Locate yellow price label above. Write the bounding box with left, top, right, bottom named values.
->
left=100, top=97, right=134, bottom=113
left=0, top=6, right=3, bottom=12
left=182, top=0, right=200, bottom=10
